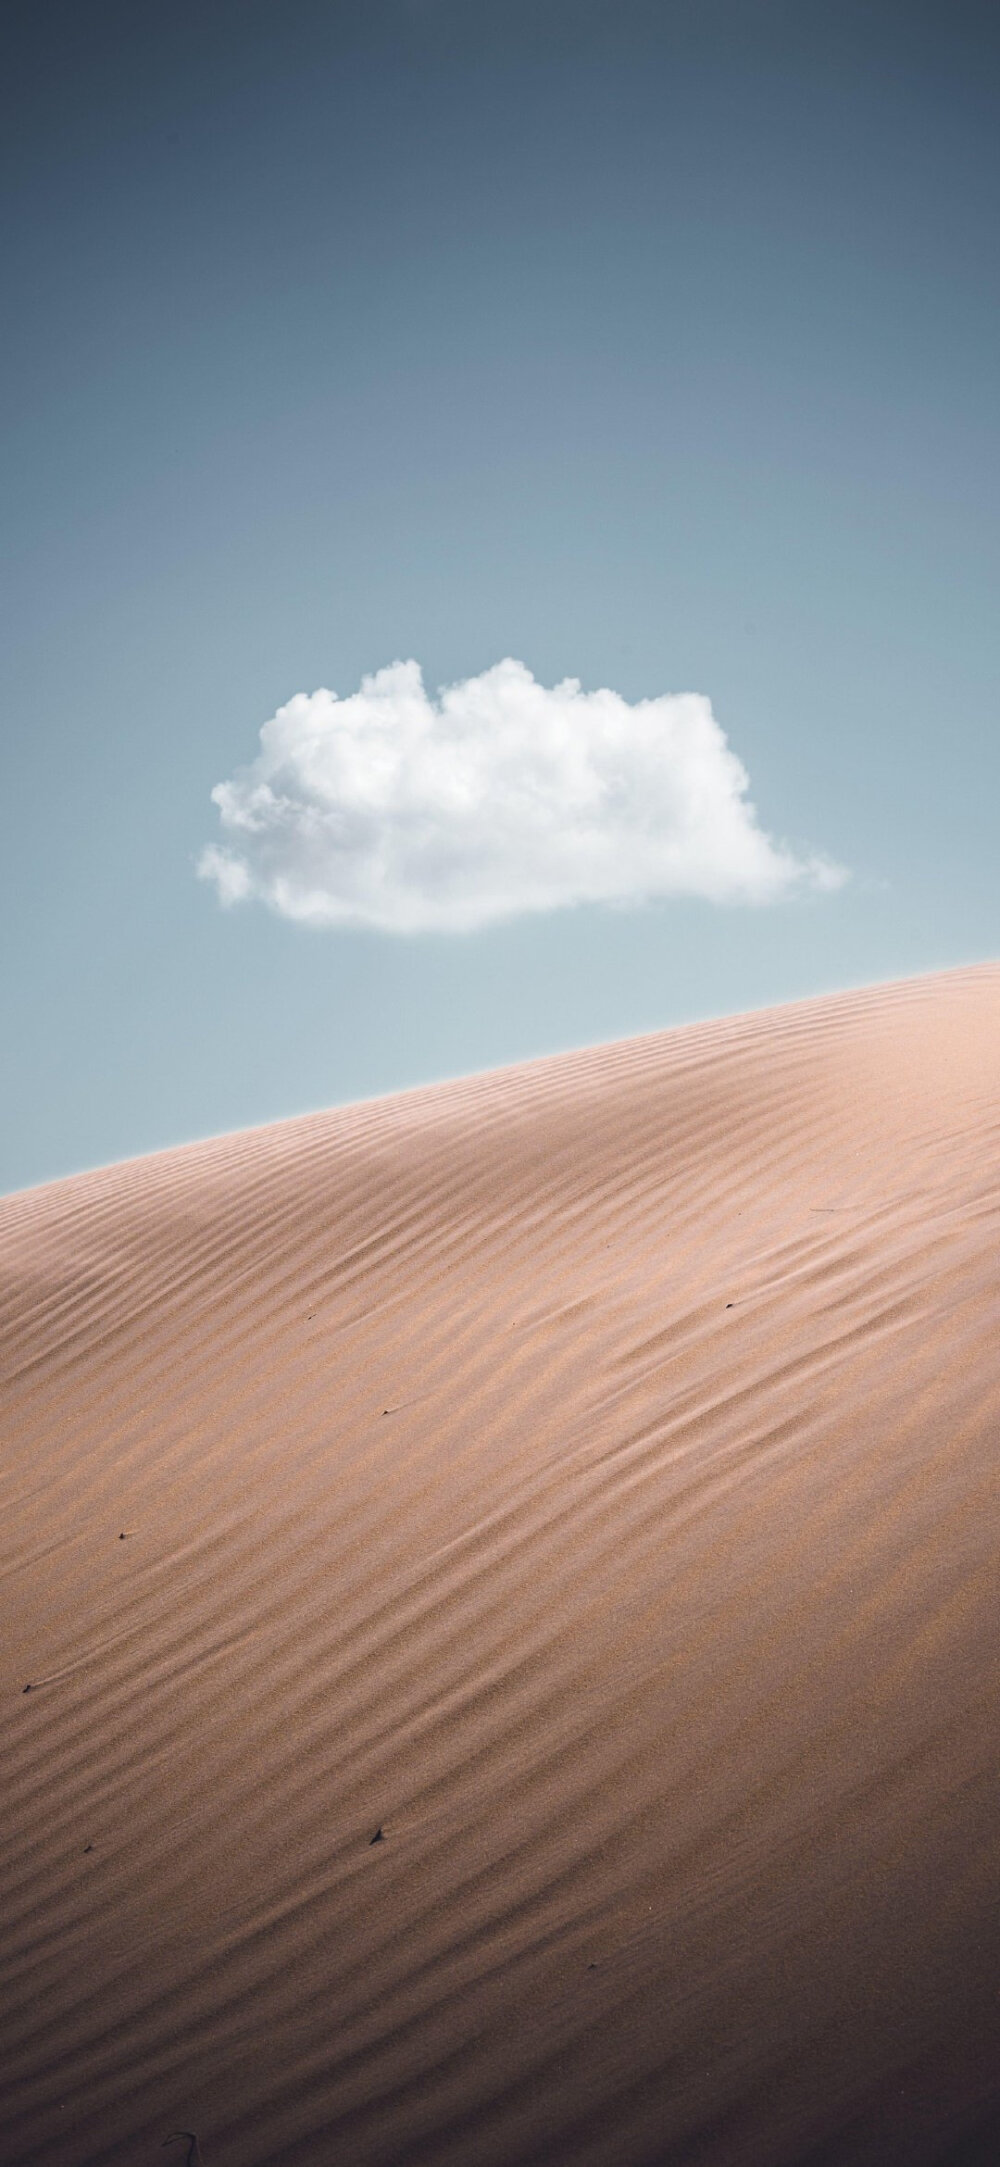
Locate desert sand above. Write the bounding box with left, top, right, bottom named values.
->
left=3, top=964, right=999, bottom=2167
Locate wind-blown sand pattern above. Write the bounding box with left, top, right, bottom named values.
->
left=3, top=965, right=1000, bottom=2167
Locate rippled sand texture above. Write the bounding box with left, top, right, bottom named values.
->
left=4, top=965, right=1000, bottom=2167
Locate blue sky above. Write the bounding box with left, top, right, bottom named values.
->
left=3, top=0, right=999, bottom=1194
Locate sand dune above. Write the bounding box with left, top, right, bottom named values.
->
left=3, top=965, right=1000, bottom=2167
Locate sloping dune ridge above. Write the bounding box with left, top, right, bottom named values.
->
left=3, top=965, right=1000, bottom=2167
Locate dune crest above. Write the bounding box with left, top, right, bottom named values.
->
left=3, top=965, right=1000, bottom=2166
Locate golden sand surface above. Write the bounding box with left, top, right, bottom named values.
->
left=3, top=965, right=999, bottom=2167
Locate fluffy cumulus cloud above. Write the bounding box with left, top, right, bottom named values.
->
left=199, top=659, right=844, bottom=933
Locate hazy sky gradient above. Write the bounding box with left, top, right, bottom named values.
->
left=3, top=0, right=999, bottom=1193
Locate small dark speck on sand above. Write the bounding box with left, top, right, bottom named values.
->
left=22, top=1683, right=32, bottom=1694
left=726, top=1303, right=734, bottom=1309
left=370, top=1826, right=384, bottom=1845
left=84, top=1844, right=94, bottom=1853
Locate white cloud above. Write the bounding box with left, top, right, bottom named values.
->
left=199, top=658, right=845, bottom=933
